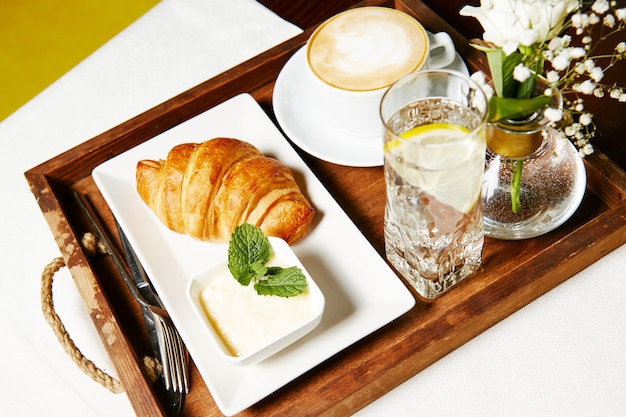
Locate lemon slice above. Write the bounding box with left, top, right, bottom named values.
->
left=386, top=123, right=484, bottom=213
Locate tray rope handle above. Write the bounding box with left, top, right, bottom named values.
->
left=40, top=233, right=162, bottom=394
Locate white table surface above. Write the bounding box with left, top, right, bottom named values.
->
left=1, top=1, right=625, bottom=416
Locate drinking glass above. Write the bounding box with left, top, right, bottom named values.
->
left=380, top=69, right=488, bottom=300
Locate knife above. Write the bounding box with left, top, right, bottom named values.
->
left=74, top=192, right=188, bottom=414
left=115, top=220, right=190, bottom=411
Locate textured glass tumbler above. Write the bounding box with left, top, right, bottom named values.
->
left=380, top=70, right=488, bottom=300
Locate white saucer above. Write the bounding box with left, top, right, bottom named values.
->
left=273, top=45, right=470, bottom=167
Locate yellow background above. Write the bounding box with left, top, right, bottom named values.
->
left=0, top=0, right=160, bottom=121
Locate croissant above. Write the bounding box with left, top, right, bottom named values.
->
left=136, top=137, right=315, bottom=244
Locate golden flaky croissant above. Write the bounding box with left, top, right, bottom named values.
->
left=136, top=137, right=315, bottom=244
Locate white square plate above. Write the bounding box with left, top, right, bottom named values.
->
left=93, top=93, right=415, bottom=416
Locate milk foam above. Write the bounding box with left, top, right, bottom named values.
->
left=307, top=8, right=428, bottom=91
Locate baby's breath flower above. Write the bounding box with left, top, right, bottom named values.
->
left=617, top=8, right=626, bottom=22
left=547, top=70, right=560, bottom=83
left=574, top=79, right=597, bottom=94
left=589, top=66, right=604, bottom=82
left=513, top=64, right=532, bottom=82
left=565, top=124, right=579, bottom=136
left=610, top=87, right=622, bottom=99
left=545, top=107, right=563, bottom=122
left=579, top=113, right=593, bottom=125
left=616, top=42, right=626, bottom=53
left=583, top=59, right=596, bottom=71
left=471, top=71, right=494, bottom=99
left=551, top=52, right=571, bottom=70
left=572, top=12, right=588, bottom=29
left=548, top=37, right=564, bottom=51
left=592, top=0, right=610, bottom=14
left=604, top=14, right=616, bottom=27
left=569, top=47, right=587, bottom=59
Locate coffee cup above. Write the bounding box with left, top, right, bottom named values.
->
left=305, top=7, right=457, bottom=138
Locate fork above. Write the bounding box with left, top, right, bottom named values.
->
left=150, top=304, right=189, bottom=395
left=114, top=221, right=190, bottom=401
left=75, top=192, right=189, bottom=412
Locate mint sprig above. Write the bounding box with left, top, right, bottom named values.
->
left=227, top=223, right=308, bottom=297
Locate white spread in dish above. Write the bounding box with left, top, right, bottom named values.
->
left=199, top=262, right=313, bottom=356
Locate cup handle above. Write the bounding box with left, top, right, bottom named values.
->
left=427, top=32, right=456, bottom=69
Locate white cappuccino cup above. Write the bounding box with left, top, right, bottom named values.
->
left=305, top=7, right=456, bottom=138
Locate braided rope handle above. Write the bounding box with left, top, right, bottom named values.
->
left=40, top=256, right=125, bottom=394
left=40, top=233, right=162, bottom=394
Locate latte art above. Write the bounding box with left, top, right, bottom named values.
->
left=307, top=7, right=428, bottom=91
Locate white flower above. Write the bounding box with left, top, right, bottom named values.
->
left=571, top=12, right=588, bottom=29
left=579, top=113, right=593, bottom=126
left=519, top=29, right=538, bottom=46
left=546, top=70, right=560, bottom=83
left=589, top=66, right=604, bottom=82
left=617, top=8, right=626, bottom=22
left=616, top=42, right=626, bottom=54
left=610, top=88, right=622, bottom=99
left=568, top=47, right=587, bottom=59
left=502, top=41, right=519, bottom=55
left=592, top=0, right=610, bottom=14
left=574, top=79, right=597, bottom=95
left=565, top=123, right=580, bottom=136
left=551, top=52, right=571, bottom=70
left=583, top=59, right=597, bottom=71
left=460, top=0, right=579, bottom=48
left=544, top=107, right=563, bottom=122
left=513, top=63, right=532, bottom=82
left=471, top=71, right=494, bottom=99
left=604, top=14, right=616, bottom=28
left=548, top=37, right=564, bottom=52
left=582, top=143, right=594, bottom=156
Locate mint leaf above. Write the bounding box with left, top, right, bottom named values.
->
left=254, top=266, right=308, bottom=298
left=226, top=223, right=308, bottom=297
left=228, top=223, right=270, bottom=286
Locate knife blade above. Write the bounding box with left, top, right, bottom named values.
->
left=74, top=192, right=187, bottom=414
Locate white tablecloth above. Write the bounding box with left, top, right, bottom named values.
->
left=1, top=1, right=624, bottom=416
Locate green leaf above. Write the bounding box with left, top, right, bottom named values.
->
left=486, top=49, right=522, bottom=99
left=226, top=223, right=308, bottom=297
left=254, top=266, right=308, bottom=298
left=227, top=223, right=270, bottom=286
left=488, top=95, right=551, bottom=123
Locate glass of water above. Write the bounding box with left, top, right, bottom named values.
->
left=380, top=70, right=488, bottom=301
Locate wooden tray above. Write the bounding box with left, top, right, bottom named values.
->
left=25, top=0, right=626, bottom=415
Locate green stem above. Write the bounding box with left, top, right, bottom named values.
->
left=510, top=160, right=523, bottom=213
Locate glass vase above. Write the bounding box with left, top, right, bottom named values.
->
left=482, top=119, right=587, bottom=240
